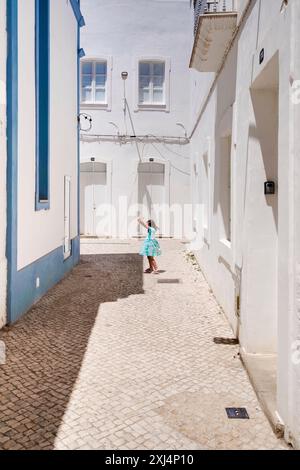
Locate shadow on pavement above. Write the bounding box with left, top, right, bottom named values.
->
left=0, top=253, right=144, bottom=450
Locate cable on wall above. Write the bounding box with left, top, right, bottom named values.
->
left=80, top=133, right=190, bottom=145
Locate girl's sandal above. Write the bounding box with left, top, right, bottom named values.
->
left=144, top=268, right=153, bottom=274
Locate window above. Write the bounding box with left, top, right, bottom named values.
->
left=35, top=0, right=50, bottom=209
left=139, top=61, right=165, bottom=105
left=81, top=60, right=107, bottom=104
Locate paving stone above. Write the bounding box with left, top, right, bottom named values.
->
left=0, top=240, right=288, bottom=450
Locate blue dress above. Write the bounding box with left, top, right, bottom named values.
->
left=140, top=227, right=161, bottom=257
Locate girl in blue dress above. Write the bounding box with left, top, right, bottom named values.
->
left=138, top=218, right=161, bottom=273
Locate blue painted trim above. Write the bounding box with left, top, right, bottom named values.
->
left=6, top=1, right=81, bottom=324
left=75, top=2, right=82, bottom=254
left=35, top=0, right=50, bottom=211
left=6, top=0, right=18, bottom=325
left=79, top=48, right=86, bottom=59
left=10, top=237, right=80, bottom=320
left=70, top=0, right=85, bottom=27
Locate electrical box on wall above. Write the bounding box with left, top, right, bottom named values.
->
left=264, top=181, right=276, bottom=195
left=259, top=48, right=265, bottom=65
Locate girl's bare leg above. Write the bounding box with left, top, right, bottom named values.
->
left=152, top=258, right=158, bottom=272
left=146, top=257, right=153, bottom=272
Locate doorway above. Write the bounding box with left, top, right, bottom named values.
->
left=245, top=53, right=279, bottom=355
left=138, top=161, right=166, bottom=236
left=240, top=52, right=280, bottom=428
left=80, top=161, right=109, bottom=237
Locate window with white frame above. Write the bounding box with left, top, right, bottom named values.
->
left=81, top=60, right=107, bottom=104
left=138, top=61, right=165, bottom=106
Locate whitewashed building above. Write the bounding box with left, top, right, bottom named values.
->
left=190, top=0, right=300, bottom=448
left=0, top=0, right=84, bottom=326
left=0, top=1, right=7, bottom=328
left=79, top=0, right=192, bottom=239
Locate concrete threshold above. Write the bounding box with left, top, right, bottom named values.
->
left=240, top=350, right=284, bottom=438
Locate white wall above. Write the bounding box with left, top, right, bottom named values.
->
left=191, top=0, right=292, bottom=343
left=190, top=0, right=300, bottom=447
left=0, top=0, right=7, bottom=328
left=17, top=0, right=78, bottom=270
left=80, top=0, right=192, bottom=238
left=191, top=43, right=238, bottom=332
left=286, top=0, right=300, bottom=449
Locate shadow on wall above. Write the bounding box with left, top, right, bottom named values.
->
left=213, top=44, right=238, bottom=244
left=138, top=162, right=165, bottom=234
left=0, top=253, right=144, bottom=450
left=250, top=80, right=279, bottom=230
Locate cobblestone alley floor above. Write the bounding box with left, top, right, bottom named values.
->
left=0, top=240, right=288, bottom=450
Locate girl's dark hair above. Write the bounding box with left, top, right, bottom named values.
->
left=147, top=219, right=158, bottom=230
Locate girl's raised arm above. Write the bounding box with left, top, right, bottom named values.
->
left=137, top=217, right=149, bottom=229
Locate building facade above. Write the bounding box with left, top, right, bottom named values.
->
left=1, top=0, right=84, bottom=326
left=0, top=0, right=7, bottom=328
left=190, top=0, right=300, bottom=448
left=79, top=0, right=192, bottom=239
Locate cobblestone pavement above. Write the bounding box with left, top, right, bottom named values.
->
left=0, top=239, right=288, bottom=450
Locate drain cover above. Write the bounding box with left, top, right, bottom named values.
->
left=226, top=408, right=249, bottom=419
left=157, top=279, right=181, bottom=284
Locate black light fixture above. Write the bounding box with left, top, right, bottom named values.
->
left=121, top=71, right=128, bottom=80
left=264, top=181, right=276, bottom=195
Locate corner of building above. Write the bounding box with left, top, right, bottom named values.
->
left=0, top=0, right=7, bottom=329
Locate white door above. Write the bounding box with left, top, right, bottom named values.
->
left=64, top=176, right=71, bottom=258
left=138, top=162, right=165, bottom=236
left=80, top=162, right=108, bottom=237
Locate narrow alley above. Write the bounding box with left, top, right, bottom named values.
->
left=0, top=241, right=287, bottom=450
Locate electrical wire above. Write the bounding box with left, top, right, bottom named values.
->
left=80, top=133, right=190, bottom=144
left=146, top=141, right=191, bottom=177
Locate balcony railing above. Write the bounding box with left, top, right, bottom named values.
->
left=191, top=0, right=237, bottom=72
left=194, top=0, right=237, bottom=34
